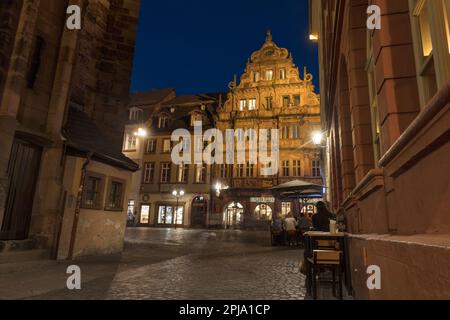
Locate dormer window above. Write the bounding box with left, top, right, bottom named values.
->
left=191, top=113, right=202, bottom=126
left=279, top=68, right=286, bottom=80
left=239, top=99, right=247, bottom=111
left=253, top=71, right=260, bottom=82
left=265, top=70, right=273, bottom=81
left=158, top=116, right=169, bottom=129
left=129, top=107, right=143, bottom=121
left=248, top=98, right=257, bottom=111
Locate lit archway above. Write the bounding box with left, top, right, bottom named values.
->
left=223, top=202, right=244, bottom=228
left=254, top=204, right=273, bottom=221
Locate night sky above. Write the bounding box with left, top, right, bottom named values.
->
left=130, top=0, right=319, bottom=95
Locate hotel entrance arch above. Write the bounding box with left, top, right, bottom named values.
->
left=223, top=202, right=244, bottom=229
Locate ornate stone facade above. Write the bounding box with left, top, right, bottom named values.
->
left=213, top=32, right=322, bottom=228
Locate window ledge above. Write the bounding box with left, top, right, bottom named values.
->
left=379, top=81, right=450, bottom=168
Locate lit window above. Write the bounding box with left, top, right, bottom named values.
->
left=124, top=134, right=137, bottom=151
left=265, top=97, right=273, bottom=110
left=191, top=113, right=202, bottom=126
left=279, top=68, right=286, bottom=80
left=265, top=69, right=273, bottom=80
left=255, top=204, right=273, bottom=221
left=158, top=205, right=183, bottom=225
left=143, top=162, right=155, bottom=183
left=107, top=180, right=124, bottom=210
left=178, top=164, right=189, bottom=183
left=140, top=205, right=150, bottom=224
left=416, top=1, right=433, bottom=57
left=444, top=0, right=450, bottom=53
left=82, top=173, right=104, bottom=209
left=145, top=139, right=157, bottom=153
left=127, top=200, right=135, bottom=217
left=292, top=125, right=301, bottom=139
left=220, top=164, right=229, bottom=178
left=129, top=108, right=143, bottom=121
left=160, top=163, right=171, bottom=183
left=282, top=126, right=290, bottom=140
left=282, top=160, right=290, bottom=177
left=246, top=161, right=255, bottom=177
left=253, top=71, right=260, bottom=82
left=293, top=160, right=301, bottom=176
left=158, top=116, right=169, bottom=129
left=162, top=139, right=171, bottom=153
left=239, top=99, right=247, bottom=111
left=283, top=96, right=290, bottom=107
left=412, top=0, right=438, bottom=106
left=195, top=164, right=207, bottom=183
left=236, top=164, right=244, bottom=178
left=248, top=98, right=257, bottom=110
left=281, top=202, right=291, bottom=217
left=312, top=160, right=321, bottom=177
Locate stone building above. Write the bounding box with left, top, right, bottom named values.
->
left=123, top=91, right=224, bottom=228
left=214, top=32, right=322, bottom=229
left=123, top=88, right=176, bottom=225
left=310, top=0, right=450, bottom=299
left=0, top=0, right=140, bottom=259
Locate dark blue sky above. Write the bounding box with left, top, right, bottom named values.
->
left=130, top=0, right=318, bottom=95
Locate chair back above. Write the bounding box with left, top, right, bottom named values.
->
left=316, top=240, right=340, bottom=250
left=314, top=250, right=341, bottom=265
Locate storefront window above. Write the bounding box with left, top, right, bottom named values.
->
left=140, top=205, right=150, bottom=224
left=158, top=205, right=183, bottom=225
left=254, top=204, right=273, bottom=221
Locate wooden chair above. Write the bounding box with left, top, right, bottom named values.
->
left=307, top=250, right=343, bottom=300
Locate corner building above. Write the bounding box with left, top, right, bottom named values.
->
left=214, top=32, right=322, bottom=229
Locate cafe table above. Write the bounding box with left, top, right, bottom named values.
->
left=303, top=231, right=348, bottom=297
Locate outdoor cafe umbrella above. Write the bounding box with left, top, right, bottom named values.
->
left=271, top=179, right=323, bottom=192
left=271, top=180, right=324, bottom=208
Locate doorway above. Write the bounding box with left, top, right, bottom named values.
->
left=223, top=202, right=244, bottom=229
left=0, top=138, right=42, bottom=240
left=191, top=196, right=207, bottom=228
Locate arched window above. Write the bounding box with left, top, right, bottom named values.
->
left=223, top=202, right=244, bottom=228
left=254, top=204, right=273, bottom=221
left=129, top=107, right=143, bottom=121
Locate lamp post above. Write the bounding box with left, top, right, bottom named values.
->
left=172, top=189, right=184, bottom=229
left=215, top=182, right=229, bottom=229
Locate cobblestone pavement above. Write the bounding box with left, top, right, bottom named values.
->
left=108, top=228, right=306, bottom=300
left=0, top=228, right=308, bottom=300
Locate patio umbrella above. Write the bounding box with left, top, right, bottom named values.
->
left=271, top=179, right=323, bottom=191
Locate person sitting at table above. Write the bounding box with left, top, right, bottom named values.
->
left=283, top=212, right=298, bottom=246
left=312, top=201, right=333, bottom=232
left=271, top=215, right=284, bottom=245
left=297, top=213, right=312, bottom=246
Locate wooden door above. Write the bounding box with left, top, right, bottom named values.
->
left=0, top=138, right=42, bottom=240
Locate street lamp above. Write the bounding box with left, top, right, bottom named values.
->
left=172, top=189, right=184, bottom=229
left=312, top=131, right=324, bottom=146
left=215, top=182, right=229, bottom=197
left=134, top=127, right=148, bottom=138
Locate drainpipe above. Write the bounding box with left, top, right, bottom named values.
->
left=67, top=152, right=92, bottom=260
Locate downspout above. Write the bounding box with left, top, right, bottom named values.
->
left=67, top=152, right=92, bottom=260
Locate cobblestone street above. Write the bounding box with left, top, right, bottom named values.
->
left=0, top=228, right=307, bottom=300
